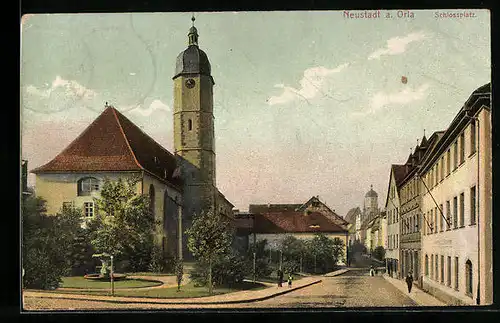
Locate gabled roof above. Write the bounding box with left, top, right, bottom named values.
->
left=32, top=107, right=182, bottom=188
left=297, top=196, right=349, bottom=227
left=345, top=207, right=362, bottom=224
left=253, top=211, right=348, bottom=234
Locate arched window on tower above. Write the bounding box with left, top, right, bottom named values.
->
left=149, top=184, right=156, bottom=217
left=188, top=119, right=193, bottom=131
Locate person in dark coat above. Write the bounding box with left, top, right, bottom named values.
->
left=406, top=272, right=414, bottom=293
left=277, top=269, right=283, bottom=287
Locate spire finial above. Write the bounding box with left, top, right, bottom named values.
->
left=417, top=138, right=419, bottom=145
left=105, top=101, right=109, bottom=108
left=188, top=13, right=199, bottom=46
left=423, top=128, right=426, bottom=137
left=370, top=184, right=373, bottom=190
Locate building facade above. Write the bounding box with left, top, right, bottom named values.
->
left=419, top=83, right=492, bottom=305
left=384, top=164, right=405, bottom=278
left=31, top=21, right=234, bottom=260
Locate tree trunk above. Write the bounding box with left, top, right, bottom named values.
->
left=208, top=257, right=213, bottom=295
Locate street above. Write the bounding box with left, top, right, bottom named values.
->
left=23, top=269, right=417, bottom=310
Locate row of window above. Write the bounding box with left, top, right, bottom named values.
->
left=387, top=233, right=399, bottom=249
left=388, top=206, right=399, bottom=225
left=400, top=178, right=419, bottom=204
left=423, top=186, right=476, bottom=235
left=402, top=213, right=420, bottom=235
left=424, top=120, right=476, bottom=191
left=425, top=254, right=474, bottom=297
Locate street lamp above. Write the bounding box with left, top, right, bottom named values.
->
left=110, top=255, right=114, bottom=296
left=253, top=252, right=256, bottom=282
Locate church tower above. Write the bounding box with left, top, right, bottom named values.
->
left=173, top=16, right=216, bottom=220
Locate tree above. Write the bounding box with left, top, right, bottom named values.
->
left=175, top=258, right=183, bottom=292
left=186, top=208, right=233, bottom=294
left=280, top=236, right=307, bottom=274
left=22, top=196, right=82, bottom=289
left=304, top=234, right=343, bottom=274
left=246, top=239, right=272, bottom=278
left=88, top=177, right=157, bottom=272
left=372, top=246, right=386, bottom=261
left=332, top=237, right=345, bottom=265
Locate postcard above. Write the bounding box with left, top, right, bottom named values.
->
left=20, top=9, right=492, bottom=310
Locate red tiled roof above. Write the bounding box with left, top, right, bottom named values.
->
left=249, top=204, right=302, bottom=214
left=31, top=107, right=181, bottom=187
left=253, top=211, right=348, bottom=234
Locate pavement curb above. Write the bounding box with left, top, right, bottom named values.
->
left=382, top=274, right=446, bottom=307
left=23, top=279, right=323, bottom=306
left=322, top=268, right=349, bottom=277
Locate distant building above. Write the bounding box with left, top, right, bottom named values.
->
left=384, top=164, right=406, bottom=278
left=234, top=196, right=349, bottom=264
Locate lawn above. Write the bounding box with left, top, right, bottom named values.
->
left=48, top=281, right=267, bottom=298
left=59, top=276, right=163, bottom=289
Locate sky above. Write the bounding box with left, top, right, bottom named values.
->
left=20, top=10, right=491, bottom=215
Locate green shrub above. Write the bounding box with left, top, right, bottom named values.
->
left=372, top=246, right=386, bottom=261
left=190, top=253, right=249, bottom=287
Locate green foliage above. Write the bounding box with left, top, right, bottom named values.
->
left=302, top=233, right=345, bottom=274
left=372, top=246, right=386, bottom=261
left=186, top=208, right=233, bottom=294
left=190, top=252, right=248, bottom=288
left=22, top=196, right=82, bottom=289
left=175, top=258, right=184, bottom=291
left=88, top=177, right=157, bottom=272
left=148, top=245, right=166, bottom=273
left=246, top=239, right=273, bottom=278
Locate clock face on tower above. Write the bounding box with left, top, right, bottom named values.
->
left=185, top=78, right=196, bottom=89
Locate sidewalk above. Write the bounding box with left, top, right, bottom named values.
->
left=322, top=268, right=349, bottom=277
left=382, top=274, right=446, bottom=306
left=23, top=276, right=322, bottom=305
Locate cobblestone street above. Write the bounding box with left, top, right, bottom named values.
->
left=23, top=269, right=417, bottom=310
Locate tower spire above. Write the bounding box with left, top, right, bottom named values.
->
left=188, top=14, right=199, bottom=46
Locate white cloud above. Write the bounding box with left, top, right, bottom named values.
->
left=25, top=75, right=97, bottom=100
left=353, top=84, right=430, bottom=117
left=128, top=99, right=171, bottom=117
left=368, top=31, right=427, bottom=60
left=267, top=63, right=349, bottom=106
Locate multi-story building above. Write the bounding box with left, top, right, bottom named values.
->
left=384, top=164, right=406, bottom=278
left=419, top=83, right=492, bottom=305
left=399, top=131, right=444, bottom=287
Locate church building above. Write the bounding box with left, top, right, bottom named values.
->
left=31, top=18, right=234, bottom=260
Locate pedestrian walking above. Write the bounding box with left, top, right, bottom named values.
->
left=406, top=272, right=414, bottom=293
left=277, top=269, right=283, bottom=287
left=287, top=273, right=293, bottom=288
left=369, top=265, right=374, bottom=277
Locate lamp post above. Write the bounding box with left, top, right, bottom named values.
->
left=110, top=255, right=114, bottom=296
left=253, top=252, right=256, bottom=282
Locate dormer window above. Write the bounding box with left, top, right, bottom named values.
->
left=77, top=177, right=99, bottom=196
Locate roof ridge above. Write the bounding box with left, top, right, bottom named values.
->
left=113, top=107, right=178, bottom=161
left=110, top=107, right=143, bottom=170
